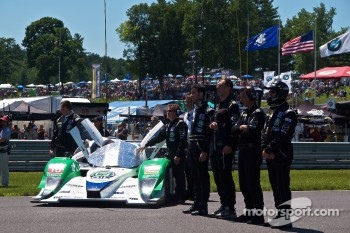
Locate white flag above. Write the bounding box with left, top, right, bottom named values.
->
left=272, top=72, right=292, bottom=93
left=263, top=71, right=275, bottom=87
left=320, top=31, right=350, bottom=58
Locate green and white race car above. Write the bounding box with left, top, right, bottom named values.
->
left=32, top=120, right=173, bottom=205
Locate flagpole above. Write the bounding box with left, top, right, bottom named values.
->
left=278, top=18, right=281, bottom=78
left=246, top=14, right=249, bottom=76
left=313, top=18, right=317, bottom=105
left=236, top=10, right=242, bottom=78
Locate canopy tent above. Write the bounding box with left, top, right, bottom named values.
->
left=297, top=102, right=346, bottom=124
left=0, top=84, right=14, bottom=89
left=151, top=104, right=168, bottom=117
left=0, top=100, right=54, bottom=120
left=107, top=100, right=174, bottom=123
left=0, top=96, right=53, bottom=113
left=300, top=66, right=350, bottom=79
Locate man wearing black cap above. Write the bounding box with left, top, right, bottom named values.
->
left=0, top=115, right=11, bottom=187
left=262, top=80, right=297, bottom=229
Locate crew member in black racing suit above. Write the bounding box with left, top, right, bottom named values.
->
left=233, top=86, right=266, bottom=225
left=262, top=80, right=297, bottom=229
left=208, top=78, right=240, bottom=219
left=49, top=100, right=83, bottom=157
left=183, top=84, right=215, bottom=216
left=137, top=104, right=188, bottom=204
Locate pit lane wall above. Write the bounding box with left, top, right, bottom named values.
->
left=8, top=140, right=350, bottom=171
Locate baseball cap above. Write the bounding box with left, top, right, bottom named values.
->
left=0, top=115, right=9, bottom=122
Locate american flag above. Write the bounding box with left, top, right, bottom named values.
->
left=281, top=31, right=314, bottom=56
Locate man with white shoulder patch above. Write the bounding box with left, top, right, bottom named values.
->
left=262, top=80, right=297, bottom=229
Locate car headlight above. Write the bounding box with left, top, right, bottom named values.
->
left=140, top=178, right=157, bottom=202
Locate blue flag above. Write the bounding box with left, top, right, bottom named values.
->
left=246, top=25, right=278, bottom=51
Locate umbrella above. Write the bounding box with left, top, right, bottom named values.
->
left=16, top=85, right=24, bottom=90
left=214, top=72, right=222, bottom=78
left=175, top=74, right=184, bottom=78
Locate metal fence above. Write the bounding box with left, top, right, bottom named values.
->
left=8, top=140, right=350, bottom=172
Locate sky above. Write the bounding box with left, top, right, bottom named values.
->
left=0, top=0, right=348, bottom=60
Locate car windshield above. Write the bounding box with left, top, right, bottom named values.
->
left=87, top=140, right=147, bottom=168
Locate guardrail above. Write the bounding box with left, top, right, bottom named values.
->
left=9, top=140, right=51, bottom=172
left=8, top=140, right=350, bottom=171
left=287, top=142, right=350, bottom=169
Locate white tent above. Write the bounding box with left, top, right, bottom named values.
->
left=107, top=100, right=174, bottom=123
left=110, top=78, right=120, bottom=83
left=0, top=84, right=13, bottom=88
left=36, top=84, right=46, bottom=88
left=0, top=100, right=48, bottom=113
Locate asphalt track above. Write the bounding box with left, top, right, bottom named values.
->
left=0, top=191, right=348, bottom=233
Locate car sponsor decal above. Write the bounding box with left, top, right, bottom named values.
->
left=47, top=163, right=66, bottom=177
left=90, top=170, right=116, bottom=179
left=143, top=165, right=161, bottom=178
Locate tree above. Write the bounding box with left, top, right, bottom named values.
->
left=22, top=17, right=86, bottom=85
left=243, top=0, right=279, bottom=76
left=117, top=0, right=281, bottom=81
left=283, top=3, right=337, bottom=74
left=0, top=38, right=26, bottom=84
left=117, top=1, right=188, bottom=95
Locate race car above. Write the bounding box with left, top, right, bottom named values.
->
left=31, top=119, right=173, bottom=205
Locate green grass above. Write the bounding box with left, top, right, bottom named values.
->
left=0, top=172, right=43, bottom=197
left=1, top=170, right=349, bottom=197
left=210, top=170, right=350, bottom=192
left=260, top=85, right=350, bottom=108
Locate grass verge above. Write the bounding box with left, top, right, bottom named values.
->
left=1, top=170, right=349, bottom=197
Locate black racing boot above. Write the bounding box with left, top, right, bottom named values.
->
left=246, top=209, right=265, bottom=225
left=183, top=202, right=199, bottom=214
left=268, top=209, right=293, bottom=229
left=191, top=202, right=208, bottom=216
